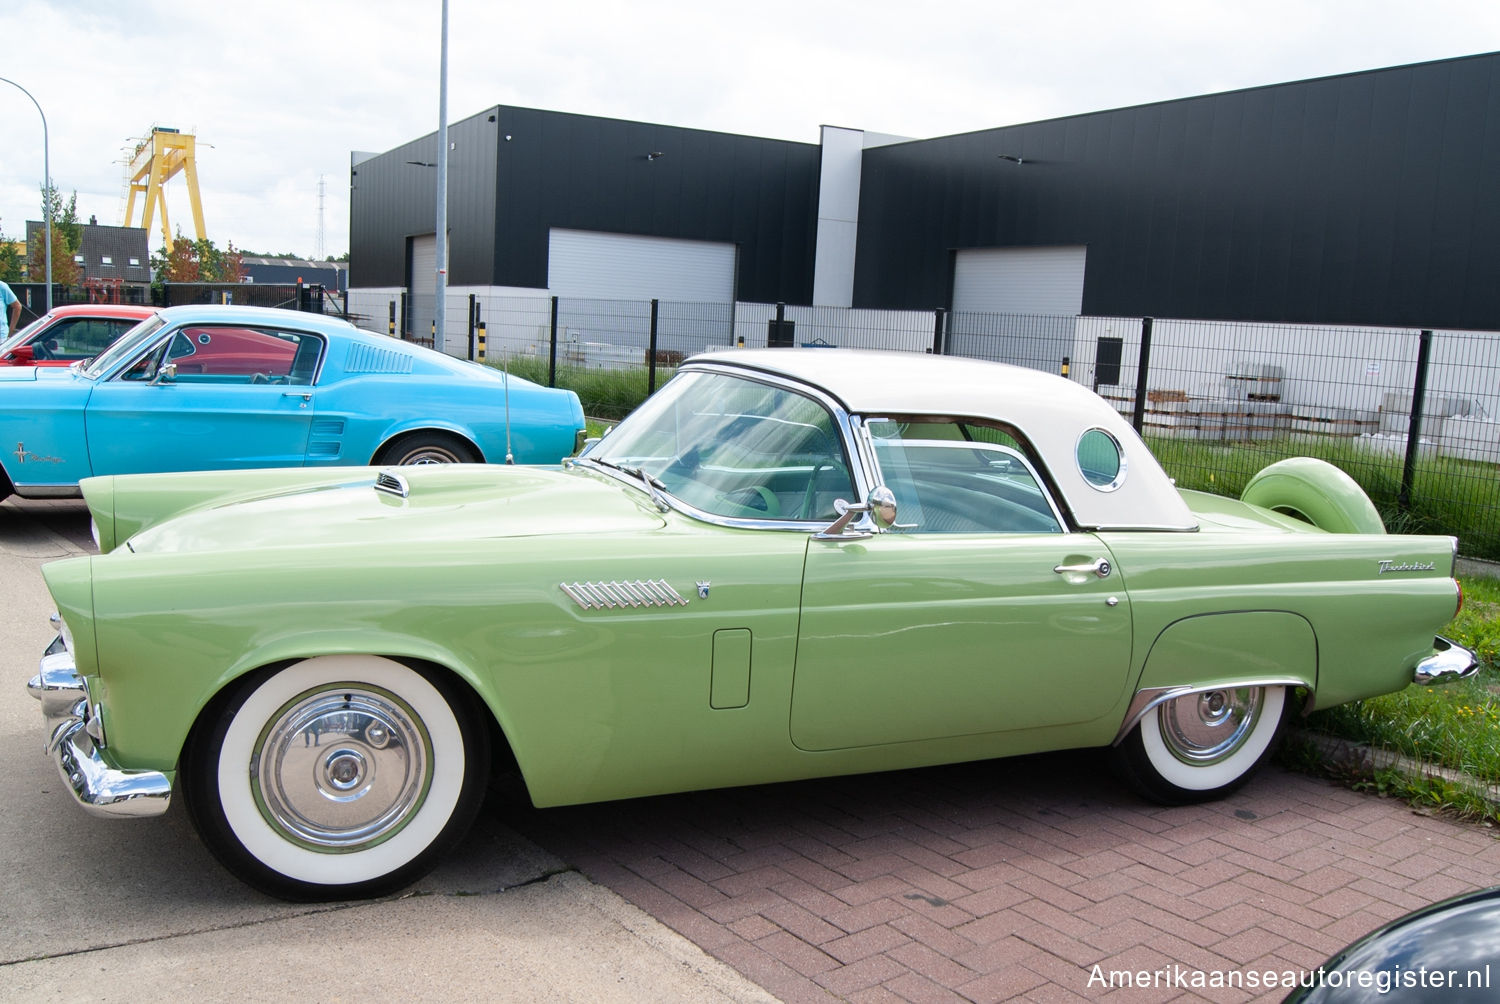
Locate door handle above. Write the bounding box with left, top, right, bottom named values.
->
left=1054, top=557, right=1112, bottom=578
left=282, top=391, right=312, bottom=401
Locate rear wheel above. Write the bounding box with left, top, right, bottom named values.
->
left=181, top=655, right=489, bottom=901
left=1112, top=684, right=1289, bottom=804
left=375, top=431, right=480, bottom=466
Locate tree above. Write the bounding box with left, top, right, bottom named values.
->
left=28, top=186, right=83, bottom=286
left=152, top=233, right=246, bottom=284
left=0, top=219, right=22, bottom=282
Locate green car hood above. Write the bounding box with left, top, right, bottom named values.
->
left=115, top=465, right=667, bottom=554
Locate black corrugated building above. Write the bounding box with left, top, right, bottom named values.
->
left=349, top=51, right=1500, bottom=332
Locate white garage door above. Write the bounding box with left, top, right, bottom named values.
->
left=952, top=246, right=1086, bottom=316
left=548, top=229, right=737, bottom=302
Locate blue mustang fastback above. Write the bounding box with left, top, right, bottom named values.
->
left=0, top=304, right=585, bottom=499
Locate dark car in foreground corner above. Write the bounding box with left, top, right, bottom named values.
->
left=1283, top=886, right=1500, bottom=1002
left=28, top=348, right=1474, bottom=900
left=0, top=303, right=585, bottom=501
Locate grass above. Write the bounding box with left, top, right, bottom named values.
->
left=488, top=356, right=670, bottom=422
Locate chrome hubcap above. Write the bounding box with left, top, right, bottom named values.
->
left=399, top=447, right=460, bottom=465
left=1157, top=687, right=1264, bottom=766
left=253, top=686, right=431, bottom=850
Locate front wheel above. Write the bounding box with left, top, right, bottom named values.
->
left=181, top=655, right=490, bottom=901
left=1111, top=684, right=1289, bottom=804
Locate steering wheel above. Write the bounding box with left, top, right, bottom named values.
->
left=798, top=458, right=848, bottom=519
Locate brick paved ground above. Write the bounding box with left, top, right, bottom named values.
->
left=508, top=750, right=1500, bottom=1003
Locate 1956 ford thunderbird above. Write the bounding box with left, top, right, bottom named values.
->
left=28, top=348, right=1475, bottom=900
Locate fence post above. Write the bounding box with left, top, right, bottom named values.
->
left=467, top=294, right=478, bottom=360
left=1131, top=316, right=1154, bottom=434
left=932, top=309, right=946, bottom=355
left=648, top=298, right=659, bottom=395
left=399, top=292, right=408, bottom=338
left=1399, top=329, right=1434, bottom=512
left=295, top=279, right=305, bottom=312
left=477, top=322, right=487, bottom=361
left=388, top=300, right=397, bottom=337
left=548, top=295, right=559, bottom=388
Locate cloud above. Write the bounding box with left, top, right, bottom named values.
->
left=2, top=0, right=1496, bottom=259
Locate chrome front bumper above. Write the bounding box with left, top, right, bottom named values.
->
left=27, top=633, right=171, bottom=818
left=1412, top=635, right=1479, bottom=686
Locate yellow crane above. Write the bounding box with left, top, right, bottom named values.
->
left=123, top=127, right=206, bottom=252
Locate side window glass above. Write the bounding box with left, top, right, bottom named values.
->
left=31, top=319, right=134, bottom=361
left=868, top=419, right=1062, bottom=534
left=161, top=327, right=322, bottom=385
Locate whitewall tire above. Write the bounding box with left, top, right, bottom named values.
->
left=182, top=655, right=489, bottom=901
left=1112, top=685, right=1289, bottom=804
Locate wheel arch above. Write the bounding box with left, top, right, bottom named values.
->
left=1115, top=611, right=1317, bottom=745
left=183, top=637, right=531, bottom=800
left=368, top=424, right=486, bottom=465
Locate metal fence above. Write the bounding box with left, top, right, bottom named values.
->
left=8, top=282, right=343, bottom=322
left=350, top=291, right=1500, bottom=559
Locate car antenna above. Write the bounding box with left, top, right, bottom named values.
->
left=502, top=347, right=514, bottom=464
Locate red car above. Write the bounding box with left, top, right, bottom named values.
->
left=1, top=304, right=158, bottom=366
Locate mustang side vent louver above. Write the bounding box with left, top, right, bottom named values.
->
left=345, top=344, right=415, bottom=375
left=374, top=470, right=409, bottom=498
left=561, top=580, right=689, bottom=610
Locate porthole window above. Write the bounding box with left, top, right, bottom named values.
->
left=1077, top=428, right=1127, bottom=491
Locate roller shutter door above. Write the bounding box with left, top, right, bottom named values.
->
left=952, top=246, right=1086, bottom=316
left=548, top=229, right=736, bottom=302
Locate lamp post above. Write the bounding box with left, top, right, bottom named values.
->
left=434, top=0, right=449, bottom=354
left=0, top=75, right=52, bottom=314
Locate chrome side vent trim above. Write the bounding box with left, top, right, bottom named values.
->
left=374, top=470, right=409, bottom=498
left=561, top=579, right=689, bottom=610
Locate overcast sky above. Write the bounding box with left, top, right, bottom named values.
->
left=2, top=0, right=1496, bottom=262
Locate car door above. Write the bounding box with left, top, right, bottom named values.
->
left=790, top=423, right=1134, bottom=751
left=83, top=324, right=321, bottom=476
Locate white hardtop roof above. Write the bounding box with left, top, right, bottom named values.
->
left=690, top=348, right=1198, bottom=532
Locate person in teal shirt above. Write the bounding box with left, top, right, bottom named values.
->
left=0, top=280, right=18, bottom=339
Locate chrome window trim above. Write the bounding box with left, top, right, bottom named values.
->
left=1076, top=427, right=1129, bottom=493
left=860, top=433, right=1068, bottom=534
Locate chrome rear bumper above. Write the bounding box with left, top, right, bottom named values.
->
left=27, top=634, right=171, bottom=818
left=1412, top=635, right=1479, bottom=686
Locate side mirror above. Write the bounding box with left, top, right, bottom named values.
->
left=150, top=362, right=177, bottom=385
left=815, top=485, right=903, bottom=540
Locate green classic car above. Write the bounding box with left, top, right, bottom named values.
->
left=29, top=349, right=1475, bottom=901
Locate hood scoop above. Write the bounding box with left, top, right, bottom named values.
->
left=374, top=469, right=409, bottom=499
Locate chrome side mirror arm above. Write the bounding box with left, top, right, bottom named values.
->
left=815, top=485, right=910, bottom=540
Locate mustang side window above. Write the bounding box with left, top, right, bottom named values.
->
left=867, top=419, right=1062, bottom=534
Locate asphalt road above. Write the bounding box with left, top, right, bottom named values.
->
left=0, top=498, right=776, bottom=1004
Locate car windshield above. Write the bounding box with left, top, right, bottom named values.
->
left=0, top=315, right=50, bottom=353
left=586, top=369, right=855, bottom=521
left=80, top=315, right=169, bottom=379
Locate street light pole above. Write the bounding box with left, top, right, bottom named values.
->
left=434, top=0, right=449, bottom=354
left=0, top=75, right=52, bottom=314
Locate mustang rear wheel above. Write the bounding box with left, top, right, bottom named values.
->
left=182, top=656, right=489, bottom=901
left=376, top=432, right=480, bottom=466
left=1112, top=684, right=1289, bottom=804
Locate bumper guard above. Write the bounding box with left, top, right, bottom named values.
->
left=27, top=634, right=171, bottom=818
left=1412, top=635, right=1479, bottom=686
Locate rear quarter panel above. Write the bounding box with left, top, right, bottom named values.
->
left=1101, top=530, right=1459, bottom=711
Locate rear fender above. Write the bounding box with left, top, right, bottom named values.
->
left=1115, top=611, right=1317, bottom=743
